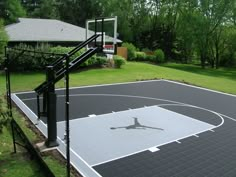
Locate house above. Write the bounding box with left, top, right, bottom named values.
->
left=5, top=18, right=121, bottom=47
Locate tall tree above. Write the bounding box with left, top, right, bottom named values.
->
left=177, top=0, right=232, bottom=68
left=57, top=0, right=102, bottom=27
left=0, top=0, right=26, bottom=25
left=21, top=0, right=41, bottom=16
left=100, top=0, right=134, bottom=41
left=30, top=0, right=59, bottom=19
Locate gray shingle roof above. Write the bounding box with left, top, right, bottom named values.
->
left=5, top=18, right=121, bottom=43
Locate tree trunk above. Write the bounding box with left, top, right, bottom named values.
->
left=211, top=60, right=215, bottom=68
left=200, top=54, right=205, bottom=69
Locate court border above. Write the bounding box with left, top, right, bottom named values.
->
left=11, top=92, right=225, bottom=175
left=11, top=79, right=236, bottom=177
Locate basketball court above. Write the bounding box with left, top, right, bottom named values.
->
left=12, top=79, right=236, bottom=177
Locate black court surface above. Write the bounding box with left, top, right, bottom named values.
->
left=12, top=80, right=236, bottom=177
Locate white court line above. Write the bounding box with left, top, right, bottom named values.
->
left=57, top=137, right=102, bottom=177
left=92, top=120, right=216, bottom=167
left=21, top=93, right=187, bottom=104
left=21, top=93, right=230, bottom=125
left=11, top=94, right=47, bottom=127
left=193, top=135, right=199, bottom=138
left=17, top=80, right=236, bottom=123
left=14, top=79, right=163, bottom=95
left=12, top=91, right=235, bottom=169
left=15, top=79, right=236, bottom=99
left=148, top=147, right=160, bottom=152
left=88, top=114, right=96, bottom=117
left=157, top=103, right=225, bottom=129
left=11, top=93, right=102, bottom=177
left=91, top=103, right=224, bottom=167
left=219, top=113, right=236, bottom=122
left=162, top=79, right=236, bottom=98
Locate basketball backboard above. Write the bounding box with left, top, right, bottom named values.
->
left=86, top=17, right=117, bottom=55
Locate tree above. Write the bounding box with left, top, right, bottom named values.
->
left=0, top=0, right=26, bottom=25
left=30, top=0, right=59, bottom=19
left=100, top=0, right=135, bottom=41
left=57, top=0, right=102, bottom=27
left=176, top=0, right=233, bottom=68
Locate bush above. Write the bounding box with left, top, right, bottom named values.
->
left=154, top=49, right=165, bottom=63
left=7, top=44, right=92, bottom=71
left=135, top=52, right=147, bottom=61
left=146, top=55, right=157, bottom=62
left=96, top=56, right=107, bottom=66
left=8, top=43, right=52, bottom=71
left=122, top=42, right=136, bottom=61
left=113, top=55, right=126, bottom=68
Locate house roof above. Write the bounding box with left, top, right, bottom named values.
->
left=5, top=18, right=121, bottom=43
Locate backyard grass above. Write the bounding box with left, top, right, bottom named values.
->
left=1, top=62, right=236, bottom=94
left=0, top=100, right=73, bottom=177
left=0, top=61, right=236, bottom=177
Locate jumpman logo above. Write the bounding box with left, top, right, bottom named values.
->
left=110, top=117, right=164, bottom=131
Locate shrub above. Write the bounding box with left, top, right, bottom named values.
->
left=96, top=56, right=107, bottom=66
left=146, top=55, right=157, bottom=62
left=87, top=56, right=97, bottom=66
left=50, top=46, right=85, bottom=61
left=113, top=55, right=126, bottom=68
left=122, top=42, right=136, bottom=61
left=7, top=44, right=92, bottom=71
left=154, top=49, right=165, bottom=63
left=135, top=52, right=147, bottom=61
left=8, top=43, right=52, bottom=71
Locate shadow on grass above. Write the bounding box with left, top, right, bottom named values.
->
left=161, top=63, right=236, bottom=81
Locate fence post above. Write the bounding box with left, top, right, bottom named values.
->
left=45, top=66, right=58, bottom=148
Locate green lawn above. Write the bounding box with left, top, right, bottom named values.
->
left=0, top=61, right=236, bottom=177
left=1, top=62, right=236, bottom=94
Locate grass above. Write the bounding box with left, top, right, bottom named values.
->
left=0, top=127, right=45, bottom=177
left=0, top=100, right=71, bottom=177
left=0, top=61, right=236, bottom=177
left=1, top=62, right=236, bottom=94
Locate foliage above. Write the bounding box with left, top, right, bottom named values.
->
left=219, top=27, right=236, bottom=66
left=58, top=0, right=102, bottom=27
left=113, top=55, right=126, bottom=68
left=142, top=48, right=152, bottom=53
left=30, top=0, right=59, bottom=19
left=8, top=43, right=52, bottom=71
left=0, top=19, right=8, bottom=65
left=96, top=56, right=107, bottom=66
left=135, top=51, right=147, bottom=61
left=1, top=0, right=235, bottom=69
left=146, top=55, right=157, bottom=62
left=121, top=42, right=137, bottom=61
left=0, top=0, right=26, bottom=25
left=154, top=49, right=165, bottom=63
left=0, top=96, right=9, bottom=133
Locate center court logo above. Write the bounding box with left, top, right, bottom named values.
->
left=110, top=117, right=164, bottom=131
